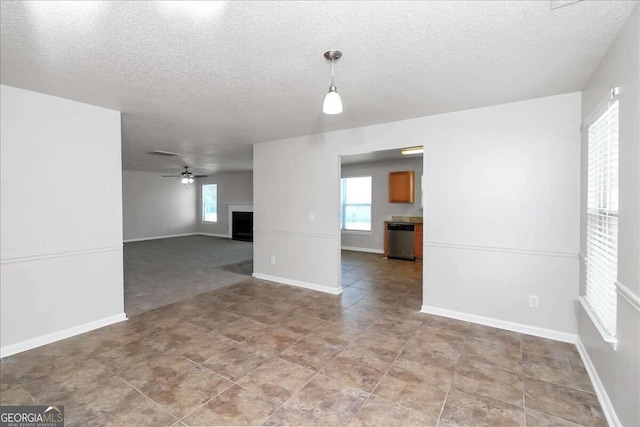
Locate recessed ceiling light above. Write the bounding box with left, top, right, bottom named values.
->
left=401, top=146, right=424, bottom=155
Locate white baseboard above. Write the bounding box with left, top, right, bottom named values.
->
left=420, top=304, right=577, bottom=344
left=1, top=313, right=127, bottom=358
left=123, top=233, right=199, bottom=243
left=253, top=273, right=342, bottom=295
left=199, top=233, right=231, bottom=239
left=576, top=337, right=620, bottom=427
left=341, top=246, right=384, bottom=254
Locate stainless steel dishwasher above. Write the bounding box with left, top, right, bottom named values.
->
left=387, top=222, right=415, bottom=260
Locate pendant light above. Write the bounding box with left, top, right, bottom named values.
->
left=323, top=50, right=343, bottom=115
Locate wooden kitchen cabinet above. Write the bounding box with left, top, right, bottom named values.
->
left=389, top=171, right=415, bottom=203
left=414, top=223, right=423, bottom=259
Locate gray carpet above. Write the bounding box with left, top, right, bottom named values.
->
left=124, top=235, right=253, bottom=316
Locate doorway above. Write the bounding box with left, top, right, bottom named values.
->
left=339, top=147, right=424, bottom=305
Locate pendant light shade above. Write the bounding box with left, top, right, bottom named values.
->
left=323, top=84, right=343, bottom=114
left=323, top=50, right=343, bottom=115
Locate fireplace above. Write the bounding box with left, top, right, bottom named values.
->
left=232, top=211, right=253, bottom=242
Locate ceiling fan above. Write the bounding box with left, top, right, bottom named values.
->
left=162, top=166, right=208, bottom=184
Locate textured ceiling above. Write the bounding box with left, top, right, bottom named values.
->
left=1, top=1, right=636, bottom=174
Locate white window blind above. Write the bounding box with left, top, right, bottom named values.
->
left=585, top=97, right=619, bottom=337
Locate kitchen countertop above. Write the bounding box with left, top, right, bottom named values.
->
left=387, top=216, right=423, bottom=224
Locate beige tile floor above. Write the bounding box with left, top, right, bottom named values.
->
left=0, top=251, right=605, bottom=426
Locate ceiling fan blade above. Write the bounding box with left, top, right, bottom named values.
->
left=193, top=175, right=209, bottom=178
left=161, top=175, right=181, bottom=177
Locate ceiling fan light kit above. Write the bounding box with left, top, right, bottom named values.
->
left=323, top=50, right=343, bottom=115
left=162, top=166, right=207, bottom=184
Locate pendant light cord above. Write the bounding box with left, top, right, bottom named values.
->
left=330, top=59, right=335, bottom=85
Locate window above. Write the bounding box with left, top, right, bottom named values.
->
left=341, top=176, right=372, bottom=231
left=585, top=96, right=619, bottom=337
left=202, top=184, right=218, bottom=222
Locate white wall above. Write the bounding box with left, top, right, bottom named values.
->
left=1, top=85, right=125, bottom=356
left=122, top=169, right=252, bottom=242
left=578, top=5, right=640, bottom=426
left=341, top=158, right=423, bottom=252
left=253, top=92, right=581, bottom=334
left=198, top=172, right=253, bottom=237
left=122, top=170, right=197, bottom=241
left=422, top=93, right=581, bottom=337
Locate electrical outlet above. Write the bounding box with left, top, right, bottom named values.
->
left=529, top=295, right=539, bottom=308
left=270, top=256, right=276, bottom=265
left=309, top=212, right=315, bottom=222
